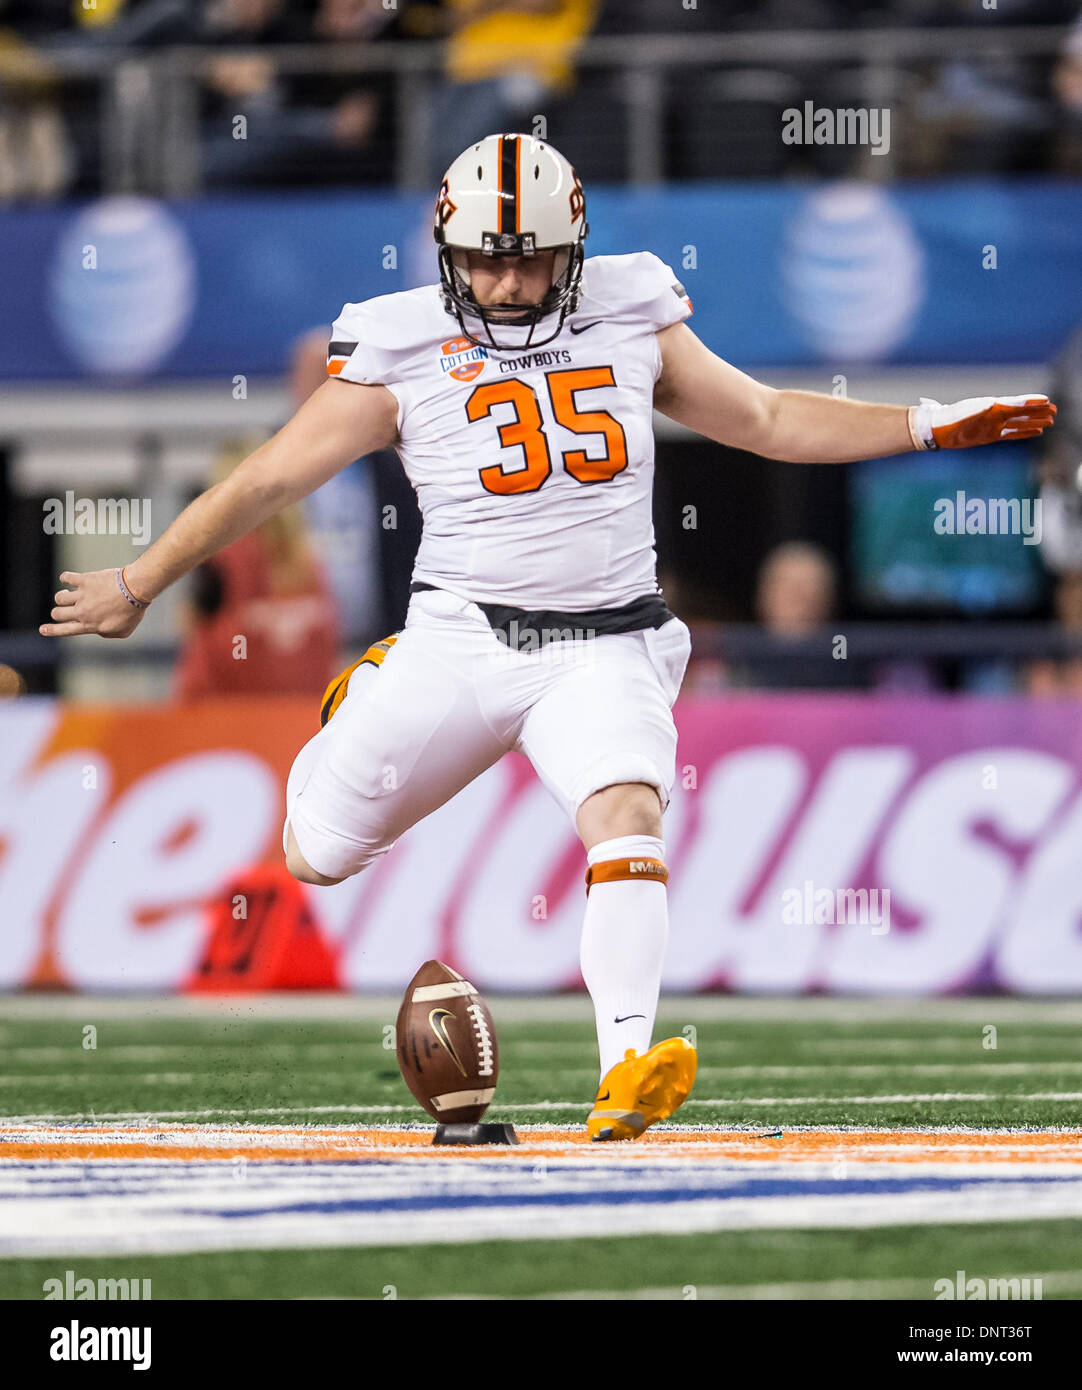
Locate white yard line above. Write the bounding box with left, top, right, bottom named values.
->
left=4, top=1097, right=1082, bottom=1126
left=530, top=1270, right=1082, bottom=1301
left=6, top=995, right=1082, bottom=1025
left=0, top=1074, right=197, bottom=1087
left=4, top=1045, right=377, bottom=1063
left=3, top=1182, right=1082, bottom=1258
left=696, top=1063, right=1082, bottom=1077
left=3, top=1116, right=1081, bottom=1134
left=805, top=1037, right=1080, bottom=1053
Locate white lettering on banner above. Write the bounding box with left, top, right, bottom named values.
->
left=453, top=770, right=692, bottom=991
left=299, top=855, right=382, bottom=954
left=7, top=706, right=1082, bottom=993
left=665, top=748, right=808, bottom=989
left=337, top=768, right=508, bottom=990
left=0, top=705, right=106, bottom=988
left=54, top=754, right=279, bottom=990
left=457, top=781, right=584, bottom=990
left=826, top=750, right=1074, bottom=992
left=734, top=748, right=913, bottom=992
left=997, top=788, right=1082, bottom=991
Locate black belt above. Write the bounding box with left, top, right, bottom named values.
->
left=409, top=581, right=673, bottom=648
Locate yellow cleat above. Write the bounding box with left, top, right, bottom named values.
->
left=587, top=1036, right=698, bottom=1142
left=319, top=635, right=398, bottom=728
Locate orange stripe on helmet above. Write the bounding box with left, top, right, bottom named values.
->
left=514, top=135, right=521, bottom=233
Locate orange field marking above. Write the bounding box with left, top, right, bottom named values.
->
left=3, top=1126, right=1081, bottom=1164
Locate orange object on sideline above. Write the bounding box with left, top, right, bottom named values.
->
left=186, top=864, right=338, bottom=992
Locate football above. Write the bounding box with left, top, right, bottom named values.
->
left=396, top=960, right=499, bottom=1124
left=0, top=664, right=26, bottom=698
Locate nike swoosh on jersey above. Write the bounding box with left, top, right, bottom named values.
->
left=568, top=319, right=603, bottom=334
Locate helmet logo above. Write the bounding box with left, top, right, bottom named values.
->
left=569, top=172, right=586, bottom=226
left=435, top=179, right=458, bottom=230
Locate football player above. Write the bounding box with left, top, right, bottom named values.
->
left=42, top=134, right=1056, bottom=1141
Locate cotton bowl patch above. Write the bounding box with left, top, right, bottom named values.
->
left=440, top=338, right=488, bottom=383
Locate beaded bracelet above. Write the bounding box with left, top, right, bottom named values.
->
left=905, top=405, right=929, bottom=452
left=116, top=567, right=150, bottom=609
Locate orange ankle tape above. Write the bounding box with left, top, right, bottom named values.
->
left=585, top=857, right=669, bottom=894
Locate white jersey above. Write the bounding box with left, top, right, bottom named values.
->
left=327, top=251, right=692, bottom=611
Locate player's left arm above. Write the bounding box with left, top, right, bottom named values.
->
left=653, top=322, right=1056, bottom=461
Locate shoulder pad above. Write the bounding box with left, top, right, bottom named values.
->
left=327, top=284, right=444, bottom=384
left=578, top=252, right=692, bottom=332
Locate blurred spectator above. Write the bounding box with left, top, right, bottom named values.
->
left=1025, top=572, right=1082, bottom=695
left=199, top=0, right=400, bottom=188
left=902, top=0, right=1074, bottom=175
left=176, top=437, right=340, bottom=698
left=291, top=326, right=421, bottom=645
left=426, top=0, right=600, bottom=183
left=0, top=34, right=73, bottom=198
left=291, top=326, right=387, bottom=646
left=0, top=0, right=80, bottom=39
left=1026, top=310, right=1082, bottom=695
left=737, top=541, right=861, bottom=690
left=1053, top=7, right=1082, bottom=169
left=754, top=540, right=837, bottom=637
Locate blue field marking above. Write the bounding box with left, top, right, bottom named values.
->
left=201, top=1170, right=1082, bottom=1221
left=4, top=1157, right=1082, bottom=1256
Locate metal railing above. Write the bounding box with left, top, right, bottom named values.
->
left=6, top=622, right=1082, bottom=679
left=24, top=24, right=1070, bottom=195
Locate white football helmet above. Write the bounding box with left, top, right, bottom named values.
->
left=434, top=133, right=588, bottom=350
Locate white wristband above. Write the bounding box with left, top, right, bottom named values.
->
left=908, top=399, right=939, bottom=451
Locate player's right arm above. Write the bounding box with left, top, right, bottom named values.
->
left=39, top=377, right=399, bottom=639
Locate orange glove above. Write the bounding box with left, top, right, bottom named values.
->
left=908, top=395, right=1057, bottom=451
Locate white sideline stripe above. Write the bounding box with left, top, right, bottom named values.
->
left=4, top=1116, right=1082, bottom=1135
left=5, top=1094, right=1082, bottom=1124
left=42, top=1041, right=1080, bottom=1065
left=805, top=1036, right=1079, bottom=1054
left=411, top=982, right=476, bottom=1003
left=693, top=1092, right=1082, bottom=1106
left=431, top=1089, right=495, bottom=1111
left=698, top=1063, right=1082, bottom=1077
left=3, top=1184, right=1082, bottom=1258
left=0, top=1074, right=196, bottom=1086
left=528, top=1271, right=1082, bottom=1301
left=5, top=1045, right=404, bottom=1063
left=7, top=996, right=1082, bottom=1024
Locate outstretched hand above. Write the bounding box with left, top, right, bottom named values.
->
left=39, top=570, right=147, bottom=640
left=916, top=395, right=1057, bottom=450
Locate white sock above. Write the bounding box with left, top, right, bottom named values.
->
left=580, top=834, right=669, bottom=1080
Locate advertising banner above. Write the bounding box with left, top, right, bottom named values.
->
left=2, top=179, right=1081, bottom=381
left=2, top=694, right=1081, bottom=994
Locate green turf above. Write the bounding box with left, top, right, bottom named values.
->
left=2, top=999, right=1080, bottom=1299
left=1, top=1005, right=1081, bottom=1128
left=1, top=1221, right=1079, bottom=1300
